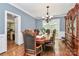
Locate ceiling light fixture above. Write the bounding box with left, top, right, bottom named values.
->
left=42, top=6, right=53, bottom=23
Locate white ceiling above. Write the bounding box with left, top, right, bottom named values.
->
left=13, top=3, right=75, bottom=18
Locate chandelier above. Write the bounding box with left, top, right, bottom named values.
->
left=42, top=6, right=53, bottom=23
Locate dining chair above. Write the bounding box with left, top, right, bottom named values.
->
left=22, top=30, right=43, bottom=56
left=45, top=29, right=56, bottom=52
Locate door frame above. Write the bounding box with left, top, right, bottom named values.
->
left=5, top=10, right=23, bottom=51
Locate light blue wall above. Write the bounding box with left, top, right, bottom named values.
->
left=35, top=19, right=43, bottom=30
left=60, top=17, right=65, bottom=31
left=0, top=3, right=36, bottom=34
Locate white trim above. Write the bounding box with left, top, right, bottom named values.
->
left=0, top=34, right=6, bottom=53
left=9, top=3, right=35, bottom=18
left=5, top=10, right=21, bottom=39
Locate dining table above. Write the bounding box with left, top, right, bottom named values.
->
left=36, top=36, right=45, bottom=44
left=35, top=36, right=46, bottom=51
left=36, top=35, right=51, bottom=44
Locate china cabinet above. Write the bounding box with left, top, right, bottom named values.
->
left=65, top=3, right=79, bottom=56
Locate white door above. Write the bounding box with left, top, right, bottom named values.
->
left=15, top=16, right=23, bottom=45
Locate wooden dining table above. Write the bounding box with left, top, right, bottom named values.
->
left=36, top=36, right=52, bottom=52
left=36, top=37, right=45, bottom=44
left=35, top=36, right=50, bottom=44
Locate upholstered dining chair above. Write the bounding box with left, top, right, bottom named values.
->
left=22, top=30, right=43, bottom=56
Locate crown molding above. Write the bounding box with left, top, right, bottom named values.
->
left=9, top=3, right=36, bottom=19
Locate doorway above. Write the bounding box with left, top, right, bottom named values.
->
left=5, top=11, right=23, bottom=52
left=7, top=13, right=16, bottom=51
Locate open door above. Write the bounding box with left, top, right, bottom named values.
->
left=15, top=16, right=23, bottom=45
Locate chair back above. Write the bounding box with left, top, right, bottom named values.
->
left=23, top=30, right=36, bottom=50
left=50, top=29, right=56, bottom=42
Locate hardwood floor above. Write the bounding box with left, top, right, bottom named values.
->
left=0, top=40, right=24, bottom=56
left=0, top=44, right=24, bottom=56
left=0, top=39, right=73, bottom=56
left=55, top=39, right=73, bottom=56
left=7, top=40, right=17, bottom=51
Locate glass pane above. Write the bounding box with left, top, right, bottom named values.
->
left=69, top=19, right=72, bottom=33
left=74, top=17, right=76, bottom=36
left=67, top=18, right=72, bottom=33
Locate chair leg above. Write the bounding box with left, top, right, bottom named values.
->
left=24, top=50, right=27, bottom=56
left=24, top=52, right=26, bottom=56
left=40, top=51, right=44, bottom=56
left=42, top=44, right=45, bottom=51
